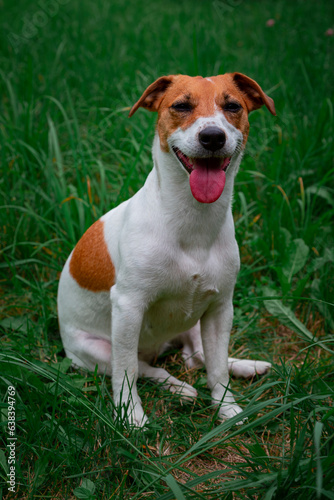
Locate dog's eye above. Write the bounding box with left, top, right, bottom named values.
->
left=224, top=102, right=242, bottom=113
left=171, top=102, right=193, bottom=112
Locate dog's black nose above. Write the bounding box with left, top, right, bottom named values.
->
left=199, top=127, right=226, bottom=152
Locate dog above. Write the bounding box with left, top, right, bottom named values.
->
left=58, top=72, right=276, bottom=427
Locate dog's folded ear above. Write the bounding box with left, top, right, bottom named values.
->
left=231, top=72, right=276, bottom=116
left=129, top=76, right=175, bottom=117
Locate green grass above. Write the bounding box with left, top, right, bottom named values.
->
left=1, top=0, right=334, bottom=498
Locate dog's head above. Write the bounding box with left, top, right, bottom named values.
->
left=129, top=73, right=275, bottom=204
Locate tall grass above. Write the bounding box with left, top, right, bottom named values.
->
left=1, top=0, right=333, bottom=498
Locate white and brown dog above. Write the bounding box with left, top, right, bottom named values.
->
left=58, top=73, right=276, bottom=426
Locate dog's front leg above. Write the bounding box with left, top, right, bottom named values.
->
left=201, top=301, right=243, bottom=422
left=111, top=288, right=148, bottom=427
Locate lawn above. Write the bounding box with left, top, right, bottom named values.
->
left=1, top=0, right=334, bottom=498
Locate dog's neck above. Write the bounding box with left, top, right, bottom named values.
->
left=145, top=133, right=241, bottom=249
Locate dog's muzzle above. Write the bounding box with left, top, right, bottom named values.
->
left=172, top=146, right=231, bottom=204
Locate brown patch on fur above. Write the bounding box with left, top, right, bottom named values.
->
left=129, top=73, right=275, bottom=152
left=129, top=76, right=175, bottom=116
left=69, top=219, right=115, bottom=292
left=232, top=72, right=276, bottom=115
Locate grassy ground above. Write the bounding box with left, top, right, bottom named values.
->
left=1, top=0, right=334, bottom=498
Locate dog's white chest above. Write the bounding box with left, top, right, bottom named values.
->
left=170, top=271, right=220, bottom=318
left=139, top=265, right=221, bottom=349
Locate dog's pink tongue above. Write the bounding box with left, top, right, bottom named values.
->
left=189, top=159, right=227, bottom=204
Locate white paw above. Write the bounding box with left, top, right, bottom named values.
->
left=229, top=358, right=271, bottom=379
left=127, top=405, right=149, bottom=428
left=218, top=403, right=245, bottom=424
left=168, top=380, right=198, bottom=402
left=115, top=400, right=149, bottom=428
left=254, top=360, right=272, bottom=376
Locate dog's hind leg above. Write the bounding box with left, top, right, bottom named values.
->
left=138, top=360, right=198, bottom=401
left=179, top=324, right=205, bottom=369
left=227, top=358, right=271, bottom=378
left=179, top=324, right=271, bottom=379
left=61, top=329, right=112, bottom=375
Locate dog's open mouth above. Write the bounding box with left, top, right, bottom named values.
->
left=172, top=146, right=231, bottom=204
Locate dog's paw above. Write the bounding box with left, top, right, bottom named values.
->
left=229, top=359, right=271, bottom=379
left=169, top=380, right=198, bottom=402
left=126, top=402, right=150, bottom=428
left=254, top=360, right=272, bottom=376
left=218, top=402, right=245, bottom=424
left=129, top=411, right=149, bottom=428
left=115, top=400, right=149, bottom=429
left=128, top=406, right=149, bottom=428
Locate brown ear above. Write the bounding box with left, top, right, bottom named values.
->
left=129, top=76, right=175, bottom=117
left=231, top=72, right=276, bottom=116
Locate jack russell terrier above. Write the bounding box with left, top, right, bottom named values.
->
left=58, top=72, right=276, bottom=427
